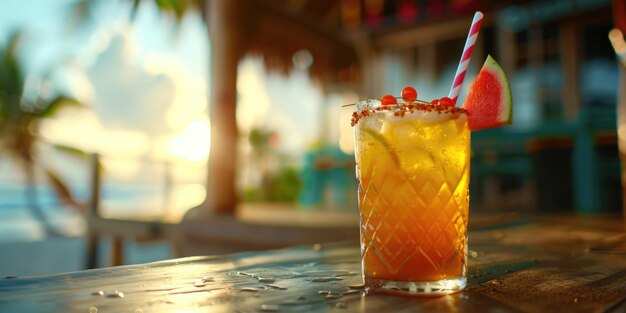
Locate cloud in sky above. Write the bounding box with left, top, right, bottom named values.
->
left=0, top=0, right=211, bottom=154
left=40, top=22, right=210, bottom=183
left=85, top=27, right=176, bottom=136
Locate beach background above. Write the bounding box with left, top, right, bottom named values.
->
left=0, top=0, right=209, bottom=277
left=0, top=182, right=177, bottom=277
left=0, top=0, right=338, bottom=277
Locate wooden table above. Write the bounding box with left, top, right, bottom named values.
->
left=1, top=216, right=625, bottom=312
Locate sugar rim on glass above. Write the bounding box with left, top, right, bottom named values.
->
left=349, top=98, right=468, bottom=127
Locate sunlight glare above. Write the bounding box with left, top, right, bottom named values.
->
left=168, top=119, right=211, bottom=162
left=236, top=58, right=271, bottom=134
left=40, top=108, right=149, bottom=158
left=338, top=91, right=359, bottom=154
left=145, top=55, right=208, bottom=131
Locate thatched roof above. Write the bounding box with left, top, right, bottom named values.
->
left=201, top=0, right=360, bottom=84
left=246, top=1, right=359, bottom=83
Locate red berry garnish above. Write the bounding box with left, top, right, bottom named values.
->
left=401, top=86, right=417, bottom=102
left=431, top=99, right=440, bottom=106
left=381, top=94, right=397, bottom=106
left=439, top=97, right=454, bottom=107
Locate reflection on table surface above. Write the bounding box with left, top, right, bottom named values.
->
left=0, top=215, right=625, bottom=313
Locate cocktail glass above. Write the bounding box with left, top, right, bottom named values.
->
left=353, top=99, right=470, bottom=296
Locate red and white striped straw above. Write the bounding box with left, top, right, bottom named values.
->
left=448, top=11, right=484, bottom=105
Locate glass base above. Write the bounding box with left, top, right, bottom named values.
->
left=364, top=276, right=466, bottom=296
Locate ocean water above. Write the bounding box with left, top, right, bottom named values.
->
left=0, top=183, right=88, bottom=242
left=0, top=183, right=197, bottom=276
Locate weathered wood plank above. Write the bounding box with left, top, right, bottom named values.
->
left=0, top=219, right=624, bottom=312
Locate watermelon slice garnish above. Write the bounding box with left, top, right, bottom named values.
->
left=462, top=55, right=512, bottom=131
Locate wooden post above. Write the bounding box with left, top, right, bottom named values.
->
left=560, top=22, right=581, bottom=120
left=86, top=153, right=101, bottom=269
left=496, top=24, right=516, bottom=91
left=614, top=0, right=626, bottom=221
left=204, top=0, right=244, bottom=214
left=111, top=236, right=124, bottom=266
left=619, top=66, right=626, bottom=221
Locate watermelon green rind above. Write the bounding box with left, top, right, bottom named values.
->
left=462, top=55, right=513, bottom=131
left=484, top=55, right=512, bottom=125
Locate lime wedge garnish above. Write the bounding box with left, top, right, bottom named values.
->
left=362, top=127, right=400, bottom=168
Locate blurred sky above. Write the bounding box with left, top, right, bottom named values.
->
left=0, top=1, right=209, bottom=78
left=0, top=0, right=334, bottom=187
left=1, top=0, right=211, bottom=175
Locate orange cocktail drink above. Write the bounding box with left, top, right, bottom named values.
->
left=353, top=100, right=470, bottom=296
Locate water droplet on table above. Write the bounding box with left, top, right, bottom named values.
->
left=318, top=290, right=331, bottom=295
left=201, top=276, right=214, bottom=282
left=240, top=287, right=262, bottom=292
left=267, top=284, right=287, bottom=290
left=343, top=289, right=360, bottom=295
left=107, top=290, right=125, bottom=298
left=193, top=281, right=207, bottom=287
left=325, top=294, right=341, bottom=300
left=92, top=291, right=104, bottom=296
left=238, top=271, right=254, bottom=277
left=312, top=277, right=343, bottom=282
left=349, top=284, right=365, bottom=289
left=258, top=277, right=275, bottom=283
left=260, top=304, right=280, bottom=312
left=88, top=306, right=98, bottom=313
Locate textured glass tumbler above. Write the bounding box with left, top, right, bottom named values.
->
left=353, top=107, right=470, bottom=296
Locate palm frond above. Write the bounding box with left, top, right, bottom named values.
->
left=51, top=143, right=90, bottom=159
left=129, top=0, right=141, bottom=21
left=45, top=167, right=83, bottom=211
left=36, top=96, right=81, bottom=118
left=0, top=32, right=24, bottom=96
left=155, top=0, right=189, bottom=22
left=0, top=31, right=25, bottom=136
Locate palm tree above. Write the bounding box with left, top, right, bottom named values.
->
left=0, top=31, right=81, bottom=235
